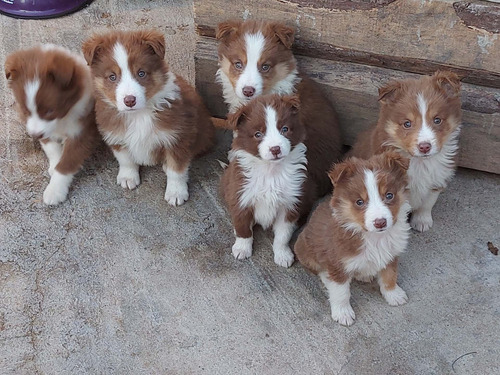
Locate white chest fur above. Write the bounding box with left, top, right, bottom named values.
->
left=343, top=202, right=411, bottom=277
left=230, top=143, right=307, bottom=229
left=407, top=128, right=460, bottom=209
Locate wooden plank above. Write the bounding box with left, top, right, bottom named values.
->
left=194, top=0, right=500, bottom=88
left=195, top=37, right=500, bottom=174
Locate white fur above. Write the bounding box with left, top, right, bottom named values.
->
left=272, top=210, right=296, bottom=267
left=319, top=272, right=355, bottom=326
left=230, top=143, right=307, bottom=229
left=112, top=148, right=140, bottom=190
left=232, top=237, right=253, bottom=260
left=408, top=127, right=460, bottom=231
left=343, top=201, right=411, bottom=278
left=363, top=170, right=393, bottom=232
left=416, top=94, right=438, bottom=156
left=40, top=141, right=63, bottom=176
left=235, top=32, right=265, bottom=100
left=163, top=166, right=189, bottom=206
left=103, top=72, right=181, bottom=167
left=113, top=43, right=147, bottom=111
left=258, top=106, right=291, bottom=160
left=43, top=171, right=74, bottom=205
left=378, top=281, right=408, bottom=306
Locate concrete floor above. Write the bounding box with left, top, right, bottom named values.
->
left=1, top=1, right=499, bottom=374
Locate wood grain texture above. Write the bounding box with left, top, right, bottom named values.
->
left=195, top=37, right=500, bottom=174
left=194, top=0, right=500, bottom=88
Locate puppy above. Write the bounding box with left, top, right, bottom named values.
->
left=5, top=45, right=98, bottom=205
left=82, top=30, right=215, bottom=205
left=295, top=152, right=411, bottom=326
left=350, top=71, right=462, bottom=231
left=216, top=19, right=342, bottom=196
left=221, top=94, right=340, bottom=267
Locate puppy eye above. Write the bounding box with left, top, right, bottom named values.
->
left=261, top=64, right=270, bottom=72
left=109, top=74, right=117, bottom=82
left=433, top=117, right=442, bottom=125
left=234, top=61, right=243, bottom=70
left=280, top=126, right=289, bottom=134
left=356, top=199, right=364, bottom=206
left=403, top=120, right=411, bottom=129
left=385, top=192, right=394, bottom=200
left=138, top=70, right=146, bottom=78
left=254, top=131, right=263, bottom=139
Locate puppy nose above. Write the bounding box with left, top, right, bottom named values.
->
left=418, top=142, right=431, bottom=154
left=124, top=95, right=136, bottom=108
left=242, top=86, right=255, bottom=98
left=374, top=218, right=387, bottom=229
left=270, top=146, right=281, bottom=157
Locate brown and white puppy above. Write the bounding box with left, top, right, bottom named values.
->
left=221, top=94, right=340, bottom=267
left=295, top=152, right=411, bottom=326
left=350, top=71, right=462, bottom=232
left=82, top=30, right=215, bottom=205
left=5, top=45, right=98, bottom=205
left=217, top=20, right=343, bottom=196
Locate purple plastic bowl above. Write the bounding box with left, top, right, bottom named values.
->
left=0, top=0, right=93, bottom=19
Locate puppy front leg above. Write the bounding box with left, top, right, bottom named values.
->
left=410, top=188, right=441, bottom=232
left=272, top=210, right=296, bottom=268
left=231, top=210, right=254, bottom=260
left=40, top=139, right=63, bottom=176
left=378, top=258, right=408, bottom=306
left=163, top=154, right=190, bottom=206
left=319, top=272, right=355, bottom=326
left=111, top=145, right=140, bottom=190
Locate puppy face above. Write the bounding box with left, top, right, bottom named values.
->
left=217, top=20, right=296, bottom=102
left=82, top=30, right=168, bottom=112
left=329, top=152, right=409, bottom=233
left=378, top=71, right=462, bottom=157
left=5, top=47, right=84, bottom=139
left=228, top=94, right=304, bottom=161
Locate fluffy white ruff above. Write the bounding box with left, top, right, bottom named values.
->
left=43, top=171, right=74, bottom=205
left=229, top=143, right=307, bottom=230
left=103, top=72, right=181, bottom=167
left=343, top=201, right=411, bottom=278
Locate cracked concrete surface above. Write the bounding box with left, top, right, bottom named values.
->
left=0, top=1, right=499, bottom=374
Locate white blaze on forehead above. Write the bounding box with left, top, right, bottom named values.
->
left=24, top=79, right=56, bottom=136
left=363, top=169, right=393, bottom=232
left=258, top=106, right=291, bottom=160
left=25, top=80, right=40, bottom=114
left=113, top=42, right=147, bottom=111
left=416, top=93, right=437, bottom=155
left=235, top=32, right=265, bottom=99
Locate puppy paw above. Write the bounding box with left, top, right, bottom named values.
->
left=43, top=182, right=68, bottom=206
left=410, top=212, right=433, bottom=232
left=117, top=167, right=140, bottom=190
left=331, top=304, right=356, bottom=326
left=164, top=181, right=189, bottom=206
left=382, top=285, right=408, bottom=306
left=232, top=237, right=253, bottom=260
left=273, top=246, right=295, bottom=268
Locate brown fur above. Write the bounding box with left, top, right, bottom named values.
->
left=350, top=71, right=462, bottom=159
left=82, top=30, right=214, bottom=168
left=295, top=152, right=409, bottom=283
left=5, top=46, right=99, bottom=176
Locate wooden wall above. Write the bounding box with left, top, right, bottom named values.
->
left=194, top=0, right=500, bottom=174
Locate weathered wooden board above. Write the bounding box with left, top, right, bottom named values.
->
left=195, top=37, right=500, bottom=173
left=194, top=0, right=500, bottom=88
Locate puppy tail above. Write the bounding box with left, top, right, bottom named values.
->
left=211, top=117, right=233, bottom=130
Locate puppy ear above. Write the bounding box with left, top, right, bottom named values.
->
left=433, top=70, right=461, bottom=98
left=82, top=35, right=106, bottom=66
left=378, top=81, right=403, bottom=104
left=47, top=54, right=76, bottom=89
left=216, top=20, right=241, bottom=41
left=270, top=23, right=294, bottom=49
left=5, top=54, right=19, bottom=81
left=383, top=151, right=410, bottom=172
left=142, top=30, right=166, bottom=59
left=328, top=158, right=358, bottom=186
left=282, top=94, right=300, bottom=113
left=226, top=105, right=248, bottom=130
